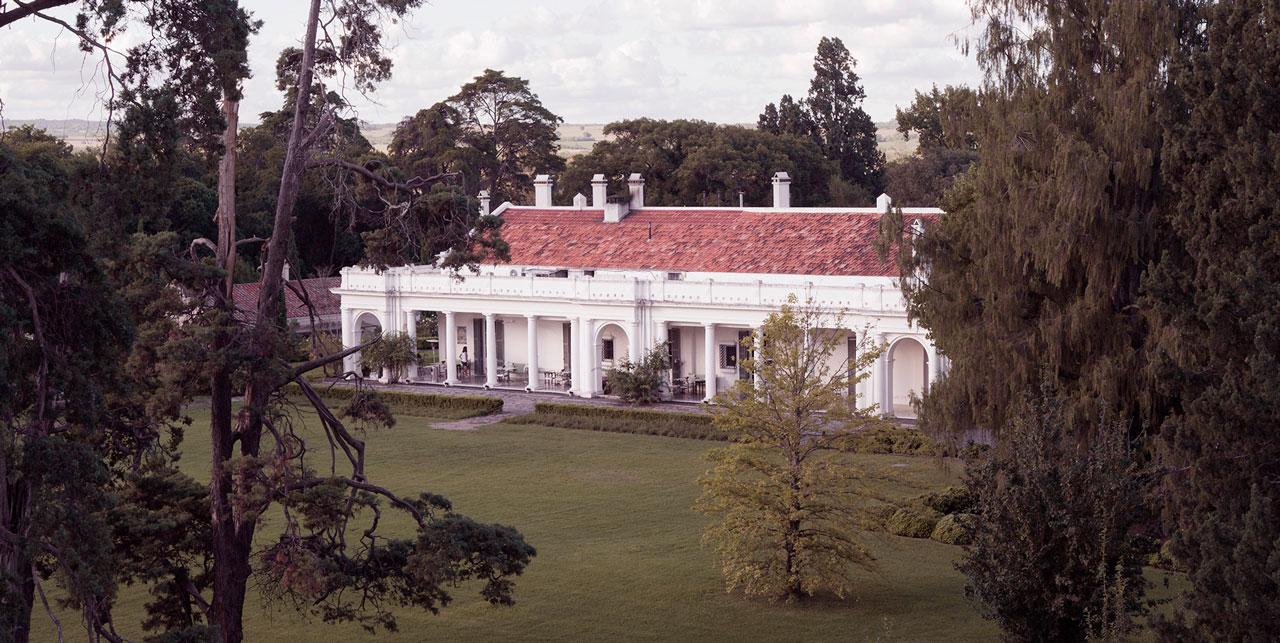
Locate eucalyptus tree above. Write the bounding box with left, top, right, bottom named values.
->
left=196, top=4, right=526, bottom=642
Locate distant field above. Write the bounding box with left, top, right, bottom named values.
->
left=8, top=118, right=918, bottom=161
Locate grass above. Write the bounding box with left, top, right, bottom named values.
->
left=31, top=404, right=1184, bottom=641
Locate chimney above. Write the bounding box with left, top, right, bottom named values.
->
left=573, top=193, right=588, bottom=209
left=534, top=174, right=554, bottom=207
left=628, top=173, right=645, bottom=209
left=478, top=190, right=491, bottom=216
left=771, top=171, right=791, bottom=208
left=876, top=193, right=892, bottom=211
left=282, top=261, right=291, bottom=281
left=591, top=174, right=607, bottom=207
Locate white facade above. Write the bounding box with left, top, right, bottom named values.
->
left=334, top=255, right=943, bottom=417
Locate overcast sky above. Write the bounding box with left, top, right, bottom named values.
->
left=0, top=0, right=983, bottom=126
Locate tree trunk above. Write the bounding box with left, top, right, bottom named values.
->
left=207, top=2, right=322, bottom=641
left=0, top=475, right=34, bottom=643
left=216, top=95, right=239, bottom=295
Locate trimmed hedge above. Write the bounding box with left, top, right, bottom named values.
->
left=283, top=383, right=503, bottom=419
left=886, top=507, right=942, bottom=539
left=505, top=403, right=725, bottom=441
left=931, top=513, right=974, bottom=545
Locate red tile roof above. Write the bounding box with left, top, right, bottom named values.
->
left=497, top=208, right=932, bottom=276
left=232, top=276, right=341, bottom=320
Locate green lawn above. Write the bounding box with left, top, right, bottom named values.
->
left=37, top=406, right=1004, bottom=641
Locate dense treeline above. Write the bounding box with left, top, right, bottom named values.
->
left=881, top=0, right=1280, bottom=638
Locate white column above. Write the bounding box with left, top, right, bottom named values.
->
left=569, top=318, right=580, bottom=394
left=879, top=334, right=894, bottom=418
left=627, top=320, right=641, bottom=364
left=341, top=308, right=357, bottom=374
left=752, top=325, right=764, bottom=390
left=444, top=311, right=458, bottom=385
left=526, top=315, right=540, bottom=391
left=484, top=313, right=498, bottom=388
left=405, top=309, right=418, bottom=381
left=578, top=317, right=596, bottom=397
left=703, top=323, right=718, bottom=401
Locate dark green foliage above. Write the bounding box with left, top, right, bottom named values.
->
left=880, top=1, right=1176, bottom=441
left=842, top=426, right=944, bottom=456
left=110, top=470, right=214, bottom=637
left=559, top=118, right=838, bottom=207
left=282, top=383, right=503, bottom=418
left=958, top=390, right=1150, bottom=642
left=894, top=84, right=978, bottom=151
left=0, top=131, right=143, bottom=641
left=883, top=146, right=977, bottom=207
left=258, top=482, right=536, bottom=632
left=1145, top=2, right=1280, bottom=638
left=440, top=69, right=564, bottom=205
left=604, top=344, right=669, bottom=406
left=930, top=513, right=973, bottom=546
left=885, top=508, right=941, bottom=539
left=760, top=37, right=885, bottom=197
left=506, top=403, right=723, bottom=441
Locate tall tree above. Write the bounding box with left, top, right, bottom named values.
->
left=879, top=0, right=1177, bottom=440
left=696, top=299, right=889, bottom=602
left=1144, top=0, right=1280, bottom=637
left=0, top=128, right=133, bottom=643
left=198, top=4, right=527, bottom=642
left=805, top=36, right=885, bottom=195
left=443, top=69, right=564, bottom=205
left=760, top=38, right=884, bottom=199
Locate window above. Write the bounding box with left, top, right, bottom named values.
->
left=602, top=338, right=615, bottom=360
left=584, top=269, right=596, bottom=277
left=666, top=272, right=683, bottom=281
left=719, top=344, right=738, bottom=369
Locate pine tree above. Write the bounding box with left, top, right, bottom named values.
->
left=1144, top=0, right=1280, bottom=637
left=758, top=38, right=884, bottom=197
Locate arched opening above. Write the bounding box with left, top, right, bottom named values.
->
left=595, top=322, right=630, bottom=396
left=888, top=337, right=928, bottom=419
left=355, top=312, right=383, bottom=379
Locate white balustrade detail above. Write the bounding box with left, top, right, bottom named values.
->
left=339, top=266, right=907, bottom=313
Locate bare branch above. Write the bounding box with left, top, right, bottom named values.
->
left=287, top=337, right=377, bottom=381
left=33, top=567, right=63, bottom=643
left=306, top=156, right=458, bottom=191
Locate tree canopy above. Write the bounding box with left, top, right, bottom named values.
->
left=559, top=118, right=840, bottom=207
left=760, top=37, right=884, bottom=200
left=434, top=69, right=564, bottom=205
left=697, top=300, right=889, bottom=601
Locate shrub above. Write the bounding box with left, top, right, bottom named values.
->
left=360, top=331, right=417, bottom=382
left=919, top=486, right=974, bottom=515
left=605, top=344, right=669, bottom=405
left=931, top=513, right=974, bottom=545
left=886, top=507, right=941, bottom=538
left=844, top=426, right=944, bottom=456
left=958, top=388, right=1150, bottom=642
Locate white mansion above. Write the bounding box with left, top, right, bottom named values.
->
left=333, top=172, right=945, bottom=418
